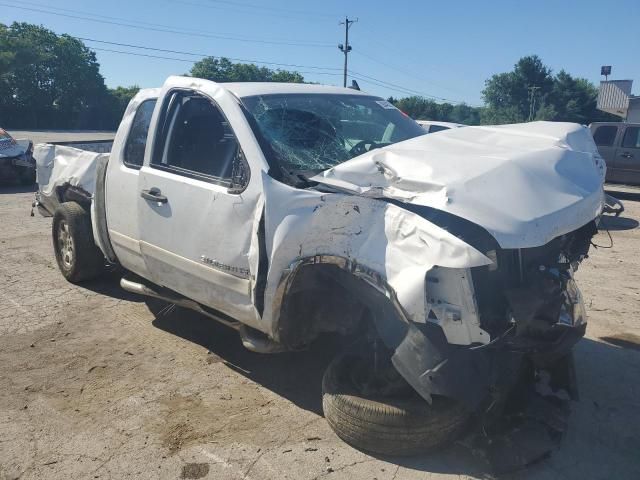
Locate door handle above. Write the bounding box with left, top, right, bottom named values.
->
left=140, top=187, right=168, bottom=204
left=620, top=152, right=633, bottom=159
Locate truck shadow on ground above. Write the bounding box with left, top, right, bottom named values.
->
left=149, top=305, right=640, bottom=478
left=151, top=305, right=338, bottom=416
left=598, top=215, right=639, bottom=231
left=79, top=270, right=150, bottom=302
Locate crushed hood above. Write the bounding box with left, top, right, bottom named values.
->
left=311, top=121, right=605, bottom=249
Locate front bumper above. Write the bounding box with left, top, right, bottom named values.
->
left=391, top=280, right=587, bottom=411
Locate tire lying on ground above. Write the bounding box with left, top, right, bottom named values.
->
left=52, top=201, right=105, bottom=283
left=322, top=354, right=471, bottom=456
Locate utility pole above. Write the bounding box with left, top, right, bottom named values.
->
left=527, top=85, right=541, bottom=121
left=338, top=17, right=357, bottom=88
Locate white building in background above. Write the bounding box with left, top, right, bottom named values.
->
left=597, top=80, right=640, bottom=122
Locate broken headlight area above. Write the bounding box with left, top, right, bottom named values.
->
left=471, top=220, right=596, bottom=356
left=391, top=221, right=597, bottom=470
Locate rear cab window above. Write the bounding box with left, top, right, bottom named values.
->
left=592, top=125, right=618, bottom=147
left=123, top=99, right=157, bottom=168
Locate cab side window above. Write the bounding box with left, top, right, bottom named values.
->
left=592, top=125, right=618, bottom=147
left=123, top=99, right=157, bottom=168
left=622, top=127, right=640, bottom=149
left=152, top=91, right=239, bottom=184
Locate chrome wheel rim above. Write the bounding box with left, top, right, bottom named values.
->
left=57, top=220, right=74, bottom=268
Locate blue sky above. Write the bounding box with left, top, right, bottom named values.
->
left=1, top=0, right=639, bottom=105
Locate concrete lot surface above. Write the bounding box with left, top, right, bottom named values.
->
left=1, top=184, right=639, bottom=480
left=7, top=130, right=115, bottom=145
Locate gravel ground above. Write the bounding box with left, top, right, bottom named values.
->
left=0, top=183, right=639, bottom=480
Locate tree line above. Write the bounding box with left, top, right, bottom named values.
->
left=392, top=56, right=617, bottom=125
left=0, top=22, right=616, bottom=130
left=0, top=22, right=304, bottom=130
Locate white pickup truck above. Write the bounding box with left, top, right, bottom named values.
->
left=34, top=76, right=606, bottom=458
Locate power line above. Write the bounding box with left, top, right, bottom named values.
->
left=79, top=37, right=342, bottom=71
left=350, top=69, right=478, bottom=106
left=0, top=2, right=334, bottom=47
left=351, top=23, right=477, bottom=104
left=353, top=49, right=468, bottom=98
left=348, top=69, right=460, bottom=103
left=90, top=47, right=344, bottom=78
left=349, top=75, right=429, bottom=99
left=174, top=0, right=337, bottom=21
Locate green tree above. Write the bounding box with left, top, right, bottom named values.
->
left=0, top=22, right=109, bottom=128
left=481, top=55, right=554, bottom=124
left=104, top=86, right=140, bottom=126
left=481, top=55, right=617, bottom=125
left=390, top=96, right=481, bottom=125
left=190, top=57, right=304, bottom=83
left=449, top=103, right=482, bottom=125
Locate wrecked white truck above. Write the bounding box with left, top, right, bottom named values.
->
left=34, top=76, right=606, bottom=461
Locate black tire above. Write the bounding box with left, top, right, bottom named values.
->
left=52, top=202, right=105, bottom=283
left=322, top=354, right=471, bottom=456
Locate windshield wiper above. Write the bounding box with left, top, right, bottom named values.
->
left=284, top=169, right=320, bottom=189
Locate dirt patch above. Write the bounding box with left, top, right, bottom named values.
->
left=181, top=462, right=210, bottom=479
left=2, top=186, right=640, bottom=479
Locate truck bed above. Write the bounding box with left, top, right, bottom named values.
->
left=33, top=140, right=113, bottom=216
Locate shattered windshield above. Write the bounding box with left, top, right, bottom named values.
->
left=242, top=94, right=425, bottom=173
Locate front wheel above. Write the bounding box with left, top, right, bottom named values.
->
left=52, top=202, right=105, bottom=283
left=322, top=354, right=471, bottom=456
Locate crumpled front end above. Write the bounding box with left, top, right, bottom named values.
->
left=392, top=220, right=596, bottom=411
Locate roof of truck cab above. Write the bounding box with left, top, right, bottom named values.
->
left=218, top=82, right=374, bottom=98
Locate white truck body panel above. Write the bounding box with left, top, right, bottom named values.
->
left=135, top=76, right=270, bottom=327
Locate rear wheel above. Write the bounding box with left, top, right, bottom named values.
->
left=322, top=354, right=471, bottom=456
left=52, top=202, right=105, bottom=283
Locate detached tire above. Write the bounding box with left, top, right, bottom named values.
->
left=52, top=201, right=105, bottom=283
left=322, top=354, right=471, bottom=456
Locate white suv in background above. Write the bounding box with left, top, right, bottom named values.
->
left=416, top=120, right=465, bottom=133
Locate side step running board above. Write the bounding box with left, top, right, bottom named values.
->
left=120, top=276, right=287, bottom=354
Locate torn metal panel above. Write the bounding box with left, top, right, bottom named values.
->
left=34, top=143, right=107, bottom=200
left=311, top=121, right=606, bottom=249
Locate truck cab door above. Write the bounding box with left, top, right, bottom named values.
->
left=615, top=126, right=640, bottom=185
left=105, top=89, right=160, bottom=279
left=137, top=79, right=261, bottom=326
